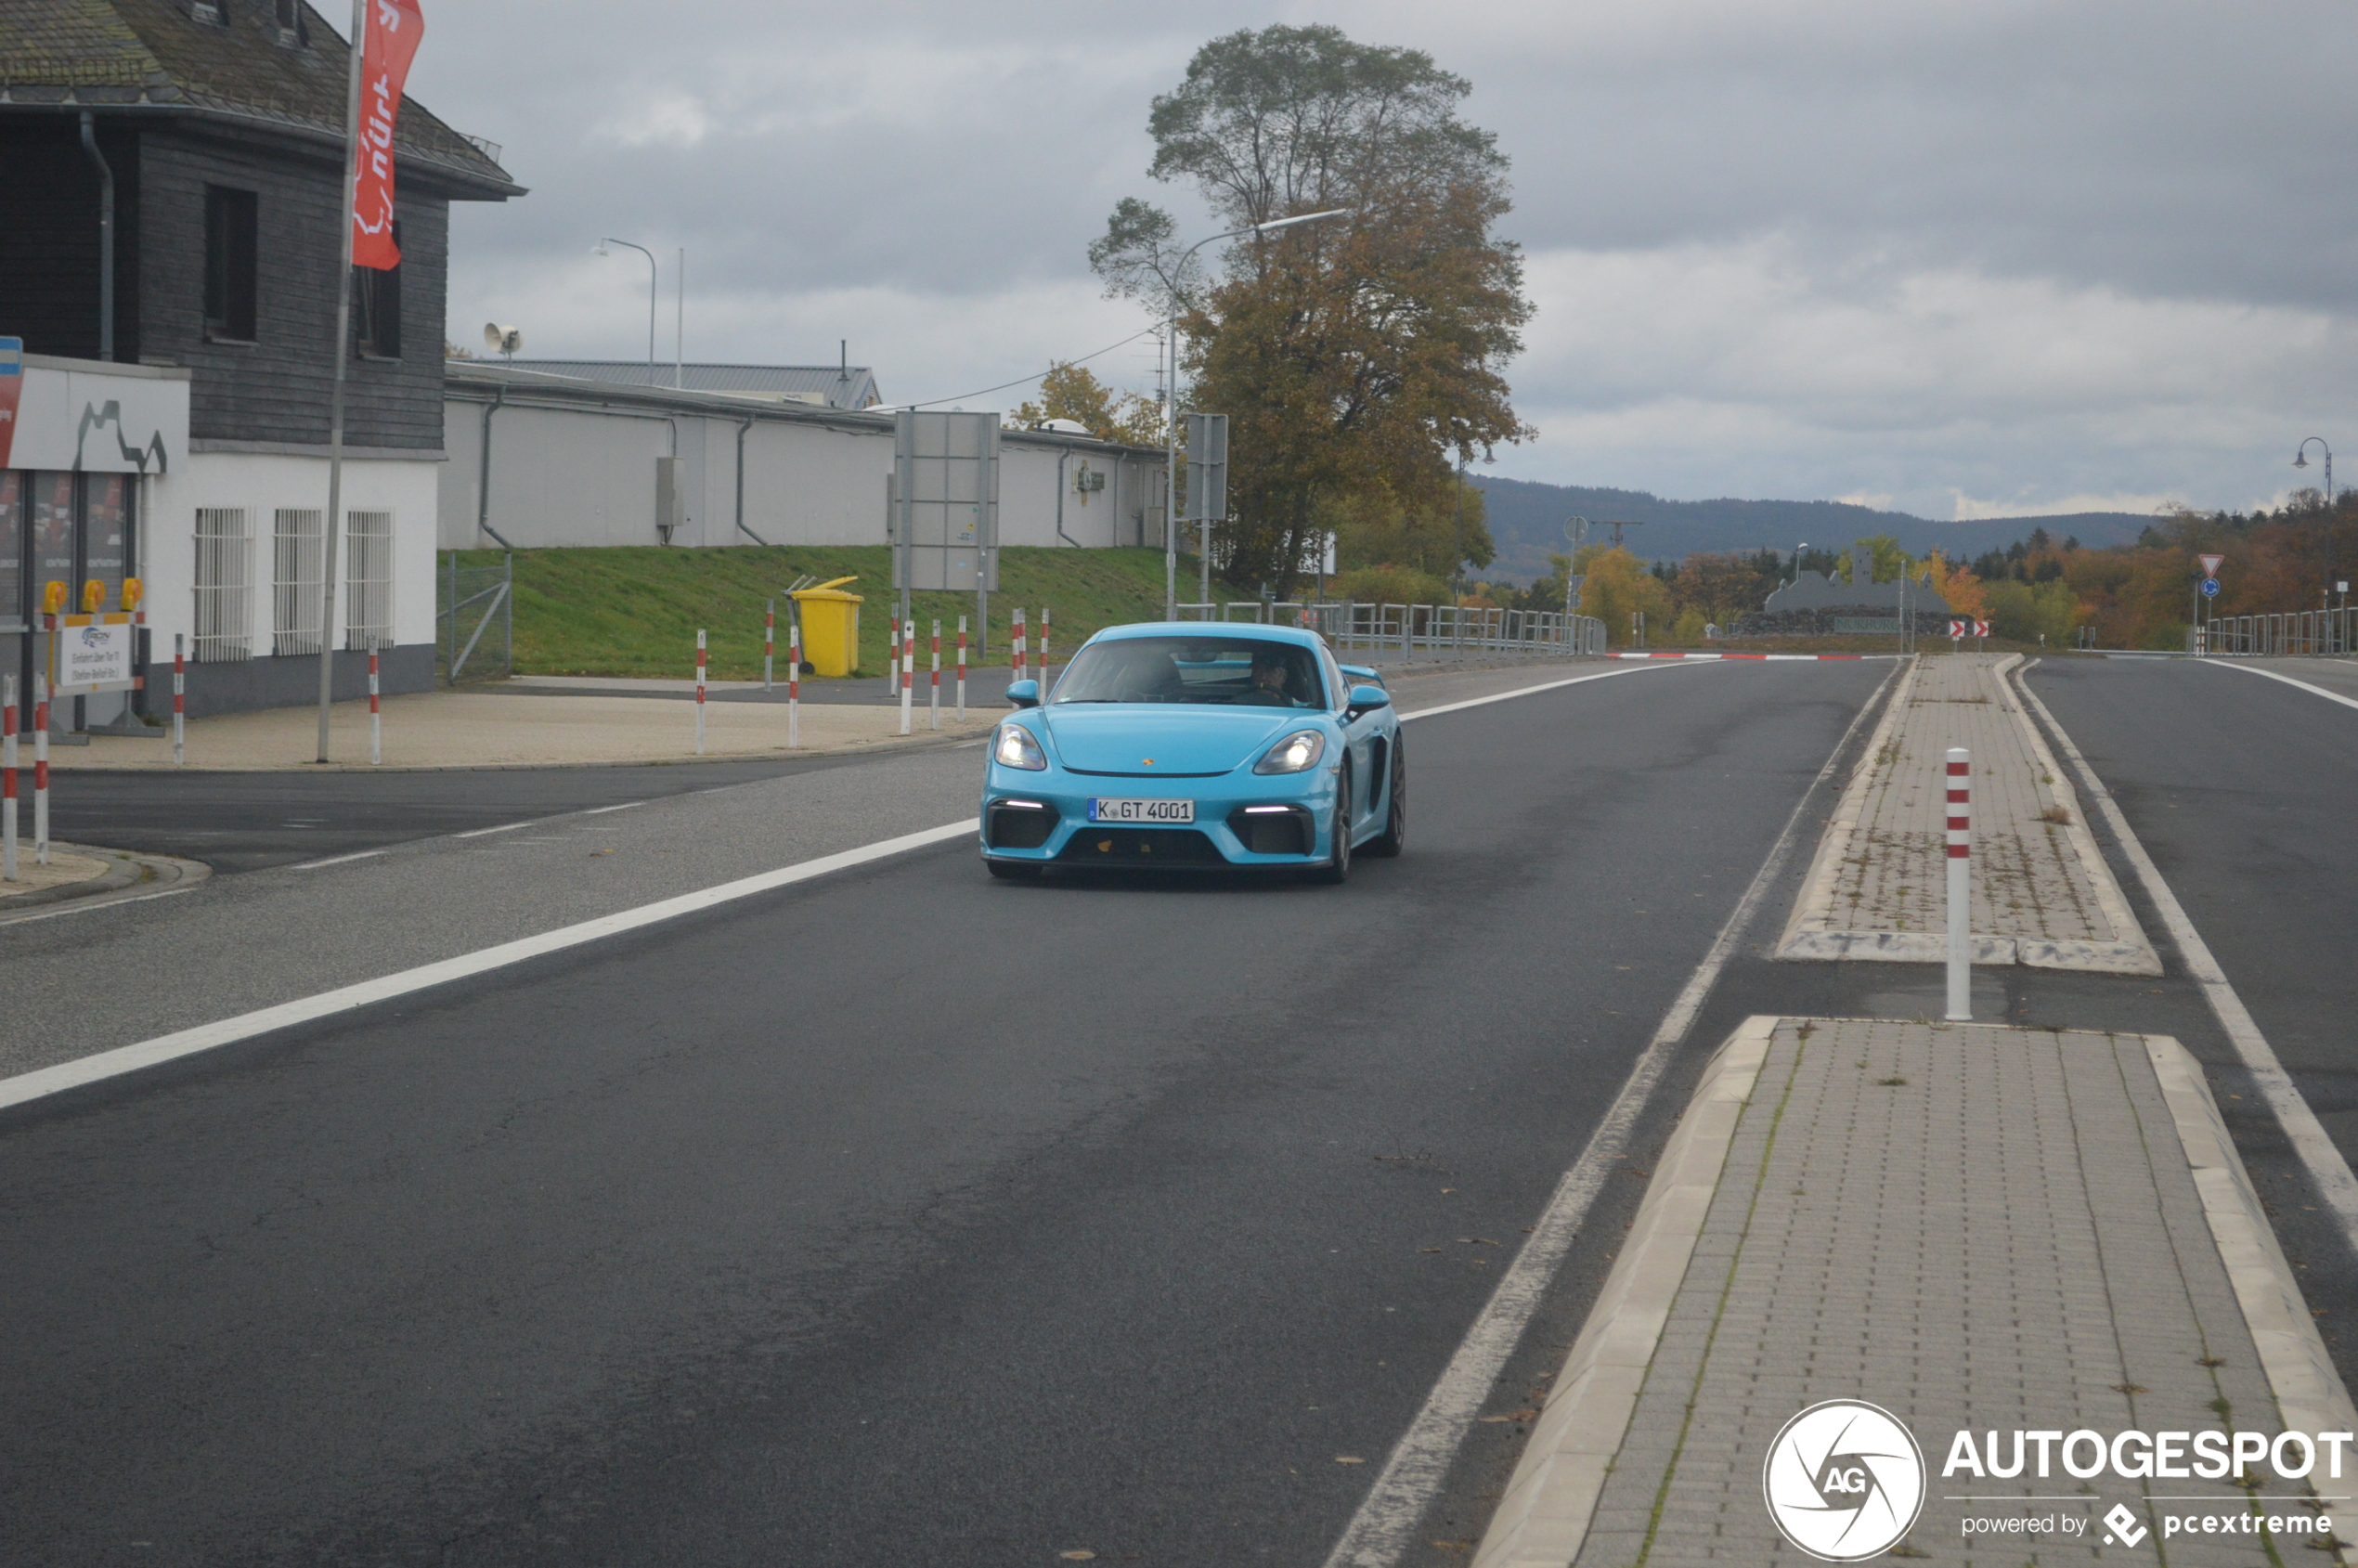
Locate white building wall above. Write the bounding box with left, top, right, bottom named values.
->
left=442, top=378, right=1166, bottom=555
left=148, top=450, right=440, bottom=656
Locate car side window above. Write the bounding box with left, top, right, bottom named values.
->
left=1318, top=645, right=1346, bottom=710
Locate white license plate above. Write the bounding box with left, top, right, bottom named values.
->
left=1088, top=797, right=1194, bottom=823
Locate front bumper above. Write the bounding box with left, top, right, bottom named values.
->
left=980, top=766, right=1335, bottom=868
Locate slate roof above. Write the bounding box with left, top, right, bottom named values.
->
left=499, top=360, right=883, bottom=411
left=0, top=0, right=520, bottom=197
left=1759, top=542, right=1950, bottom=616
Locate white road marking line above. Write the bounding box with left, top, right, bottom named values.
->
left=1319, top=657, right=1906, bottom=1568
left=452, top=820, right=541, bottom=838
left=0, top=821, right=977, bottom=1114
left=2200, top=659, right=2358, bottom=715
left=288, top=849, right=387, bottom=871
left=579, top=801, right=644, bottom=815
left=0, top=883, right=199, bottom=928
left=1395, top=659, right=1703, bottom=723
left=2013, top=660, right=2358, bottom=1253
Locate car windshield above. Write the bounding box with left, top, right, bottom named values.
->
left=1051, top=636, right=1326, bottom=708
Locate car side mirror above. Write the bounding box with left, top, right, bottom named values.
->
left=1006, top=678, right=1041, bottom=708
left=1346, top=683, right=1390, bottom=718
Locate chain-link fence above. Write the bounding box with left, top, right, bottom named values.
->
left=438, top=552, right=513, bottom=685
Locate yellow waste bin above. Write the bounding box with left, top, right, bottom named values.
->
left=790, top=577, right=863, bottom=677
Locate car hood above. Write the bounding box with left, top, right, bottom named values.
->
left=1041, top=706, right=1312, bottom=775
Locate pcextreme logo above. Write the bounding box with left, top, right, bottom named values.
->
left=1762, top=1400, right=1927, bottom=1562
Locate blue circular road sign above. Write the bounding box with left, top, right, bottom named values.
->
left=2200, top=577, right=2221, bottom=597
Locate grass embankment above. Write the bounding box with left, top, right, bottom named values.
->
left=447, top=546, right=1259, bottom=681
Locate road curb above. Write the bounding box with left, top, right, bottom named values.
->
left=2144, top=1033, right=2358, bottom=1445
left=1470, top=1016, right=1778, bottom=1568
left=0, top=844, right=211, bottom=927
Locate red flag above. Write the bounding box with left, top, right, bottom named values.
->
left=351, top=0, right=424, bottom=270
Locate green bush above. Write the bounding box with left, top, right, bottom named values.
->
left=1331, top=563, right=1455, bottom=606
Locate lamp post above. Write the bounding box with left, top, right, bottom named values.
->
left=1161, top=208, right=1353, bottom=618
left=2295, top=436, right=2333, bottom=509
left=595, top=238, right=657, bottom=368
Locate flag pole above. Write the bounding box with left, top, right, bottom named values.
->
left=317, top=0, right=367, bottom=763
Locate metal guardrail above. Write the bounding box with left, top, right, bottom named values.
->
left=438, top=552, right=513, bottom=684
left=1173, top=598, right=1608, bottom=655
left=2195, top=606, right=2355, bottom=655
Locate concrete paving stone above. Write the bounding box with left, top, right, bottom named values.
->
left=1778, top=655, right=2158, bottom=971
left=1535, top=1017, right=2354, bottom=1568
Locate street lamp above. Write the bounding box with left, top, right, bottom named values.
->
left=595, top=238, right=658, bottom=368
left=1794, top=541, right=1808, bottom=587
left=2295, top=436, right=2333, bottom=510
left=1161, top=207, right=1353, bottom=617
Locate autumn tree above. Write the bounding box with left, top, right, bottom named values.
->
left=1320, top=479, right=1494, bottom=581
left=1011, top=362, right=1164, bottom=447
left=1091, top=25, right=1532, bottom=598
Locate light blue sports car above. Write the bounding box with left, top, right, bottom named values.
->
left=979, top=622, right=1405, bottom=883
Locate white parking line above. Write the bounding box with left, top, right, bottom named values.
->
left=2013, top=660, right=2358, bottom=1254
left=1395, top=659, right=1701, bottom=724
left=1319, top=657, right=1905, bottom=1568
left=2200, top=659, right=2358, bottom=715
left=0, top=821, right=977, bottom=1114
left=452, top=820, right=541, bottom=838
left=579, top=801, right=645, bottom=815
left=289, top=849, right=387, bottom=871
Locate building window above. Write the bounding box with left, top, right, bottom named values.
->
left=355, top=227, right=402, bottom=359
left=272, top=508, right=323, bottom=655
left=203, top=186, right=258, bottom=343
left=193, top=508, right=253, bottom=661
left=0, top=473, right=22, bottom=630
left=344, top=511, right=395, bottom=650
left=272, top=0, right=306, bottom=44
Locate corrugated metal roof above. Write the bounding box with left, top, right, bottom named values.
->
left=0, top=0, right=519, bottom=197
left=499, top=360, right=881, bottom=410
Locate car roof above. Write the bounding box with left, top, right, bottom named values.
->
left=1084, top=622, right=1325, bottom=650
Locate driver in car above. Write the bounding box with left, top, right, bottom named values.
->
left=1241, top=647, right=1308, bottom=706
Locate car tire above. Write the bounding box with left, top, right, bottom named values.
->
left=986, top=860, right=1043, bottom=881
left=1365, top=733, right=1406, bottom=857
left=1311, top=761, right=1353, bottom=885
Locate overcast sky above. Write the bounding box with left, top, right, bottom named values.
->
left=413, top=1, right=2358, bottom=522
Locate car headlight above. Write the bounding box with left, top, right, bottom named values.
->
left=993, top=722, right=1048, bottom=771
left=1253, top=728, right=1327, bottom=774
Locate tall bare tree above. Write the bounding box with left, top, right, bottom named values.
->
left=1092, top=25, right=1533, bottom=596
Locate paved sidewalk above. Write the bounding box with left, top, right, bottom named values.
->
left=1781, top=654, right=2159, bottom=973
left=1480, top=1017, right=2357, bottom=1566
left=53, top=689, right=999, bottom=771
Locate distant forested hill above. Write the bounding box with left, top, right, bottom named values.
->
left=1471, top=475, right=2155, bottom=578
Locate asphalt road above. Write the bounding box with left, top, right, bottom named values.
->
left=0, top=659, right=1889, bottom=1567
left=41, top=655, right=1581, bottom=877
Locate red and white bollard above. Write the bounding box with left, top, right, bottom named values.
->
left=929, top=619, right=941, bottom=732
left=956, top=616, right=967, bottom=719
left=787, top=621, right=801, bottom=749
left=1946, top=746, right=1971, bottom=1021
left=1012, top=607, right=1027, bottom=688
left=1039, top=605, right=1051, bottom=694
left=899, top=619, right=914, bottom=736
left=32, top=672, right=49, bottom=867
left=887, top=613, right=900, bottom=698
left=764, top=599, right=776, bottom=691
left=172, top=632, right=186, bottom=767
left=694, top=629, right=707, bottom=756
left=369, top=649, right=382, bottom=766
left=3, top=674, right=17, bottom=884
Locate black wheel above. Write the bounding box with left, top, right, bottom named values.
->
left=986, top=860, right=1043, bottom=881
left=1311, top=761, right=1354, bottom=885
left=1365, top=733, right=1406, bottom=857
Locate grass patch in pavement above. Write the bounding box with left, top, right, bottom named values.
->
left=445, top=545, right=1268, bottom=681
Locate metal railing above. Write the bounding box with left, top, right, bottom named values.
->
left=1173, top=598, right=1609, bottom=655
left=2195, top=606, right=2356, bottom=655
left=439, top=552, right=513, bottom=684
left=1336, top=602, right=1608, bottom=657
